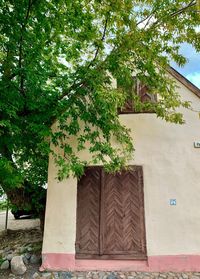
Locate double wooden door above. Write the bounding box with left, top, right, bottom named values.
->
left=75, top=166, right=146, bottom=259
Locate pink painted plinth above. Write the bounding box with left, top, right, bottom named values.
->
left=40, top=253, right=200, bottom=272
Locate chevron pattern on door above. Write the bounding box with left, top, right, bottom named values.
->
left=102, top=167, right=146, bottom=258
left=75, top=167, right=101, bottom=255
left=75, top=166, right=147, bottom=259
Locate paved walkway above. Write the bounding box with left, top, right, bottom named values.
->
left=44, top=271, right=200, bottom=279
left=0, top=210, right=40, bottom=231
left=1, top=271, right=200, bottom=279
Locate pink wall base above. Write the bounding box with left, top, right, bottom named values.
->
left=40, top=253, right=200, bottom=272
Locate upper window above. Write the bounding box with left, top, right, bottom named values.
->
left=118, top=77, right=157, bottom=114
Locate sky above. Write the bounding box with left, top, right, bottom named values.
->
left=171, top=43, right=200, bottom=88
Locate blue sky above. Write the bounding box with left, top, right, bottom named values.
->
left=172, top=43, right=200, bottom=88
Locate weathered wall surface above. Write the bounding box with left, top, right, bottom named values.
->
left=42, top=77, right=200, bottom=270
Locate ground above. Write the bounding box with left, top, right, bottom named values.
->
left=0, top=211, right=42, bottom=278
left=0, top=228, right=42, bottom=278
left=0, top=211, right=40, bottom=231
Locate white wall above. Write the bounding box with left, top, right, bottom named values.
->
left=42, top=78, right=200, bottom=256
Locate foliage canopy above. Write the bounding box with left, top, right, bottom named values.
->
left=0, top=0, right=200, bottom=199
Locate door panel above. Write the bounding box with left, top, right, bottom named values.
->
left=75, top=167, right=101, bottom=255
left=102, top=167, right=146, bottom=258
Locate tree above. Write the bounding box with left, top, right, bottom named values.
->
left=0, top=0, right=199, bottom=215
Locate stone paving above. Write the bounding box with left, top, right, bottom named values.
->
left=31, top=271, right=200, bottom=279
left=47, top=271, right=200, bottom=279
left=1, top=269, right=200, bottom=278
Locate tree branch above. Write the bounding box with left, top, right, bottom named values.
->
left=19, top=0, right=34, bottom=96
left=170, top=0, right=196, bottom=17
left=151, top=0, right=196, bottom=28
left=56, top=17, right=109, bottom=104
left=88, top=17, right=109, bottom=68
left=136, top=6, right=158, bottom=27
left=137, top=1, right=196, bottom=29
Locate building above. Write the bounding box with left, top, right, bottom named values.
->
left=41, top=68, right=200, bottom=272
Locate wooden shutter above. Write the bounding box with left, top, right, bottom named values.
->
left=75, top=167, right=101, bottom=257
left=137, top=81, right=157, bottom=105
left=76, top=166, right=147, bottom=260
left=118, top=97, right=134, bottom=114
left=101, top=166, right=147, bottom=259
left=118, top=78, right=156, bottom=114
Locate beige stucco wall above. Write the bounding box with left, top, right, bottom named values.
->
left=42, top=78, right=200, bottom=256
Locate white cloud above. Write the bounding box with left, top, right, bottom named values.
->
left=186, top=72, right=200, bottom=89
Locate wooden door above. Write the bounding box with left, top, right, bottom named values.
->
left=75, top=166, right=147, bottom=259
left=101, top=167, right=146, bottom=259
left=75, top=167, right=101, bottom=256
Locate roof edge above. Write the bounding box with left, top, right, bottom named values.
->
left=168, top=67, right=200, bottom=99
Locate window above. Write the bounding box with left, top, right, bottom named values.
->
left=118, top=77, right=157, bottom=114
left=75, top=166, right=147, bottom=260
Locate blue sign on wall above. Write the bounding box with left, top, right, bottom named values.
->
left=170, top=199, right=176, bottom=205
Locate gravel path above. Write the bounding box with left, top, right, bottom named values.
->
left=0, top=211, right=40, bottom=231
